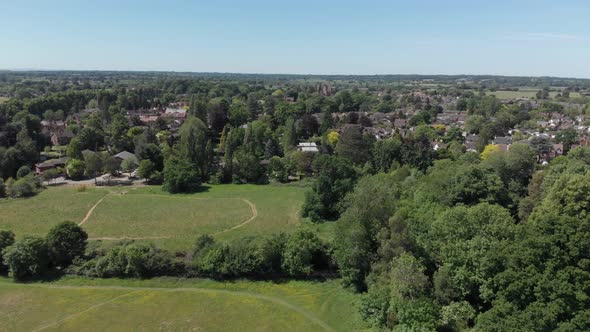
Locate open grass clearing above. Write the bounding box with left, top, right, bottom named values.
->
left=0, top=184, right=309, bottom=252
left=82, top=194, right=253, bottom=241
left=0, top=276, right=370, bottom=331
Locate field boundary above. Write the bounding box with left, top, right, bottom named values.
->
left=82, top=194, right=258, bottom=241
left=1, top=283, right=334, bottom=332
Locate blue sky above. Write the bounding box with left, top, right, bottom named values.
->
left=1, top=0, right=589, bottom=77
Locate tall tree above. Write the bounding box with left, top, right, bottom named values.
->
left=178, top=117, right=210, bottom=179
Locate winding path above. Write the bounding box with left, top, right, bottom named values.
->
left=212, top=198, right=257, bottom=235
left=1, top=283, right=334, bottom=332
left=81, top=194, right=259, bottom=241
left=78, top=195, right=108, bottom=226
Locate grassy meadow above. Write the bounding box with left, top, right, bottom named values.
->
left=489, top=89, right=581, bottom=99
left=0, top=184, right=310, bottom=251
left=0, top=276, right=370, bottom=331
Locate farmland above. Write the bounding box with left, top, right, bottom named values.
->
left=0, top=184, right=308, bottom=251
left=488, top=89, right=582, bottom=99
left=0, top=276, right=370, bottom=331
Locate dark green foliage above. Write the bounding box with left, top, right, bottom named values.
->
left=46, top=221, right=88, bottom=267
left=66, top=158, right=86, bottom=179
left=76, top=243, right=177, bottom=278
left=191, top=231, right=327, bottom=279
left=302, top=155, right=357, bottom=222
left=178, top=117, right=210, bottom=179
left=162, top=157, right=201, bottom=193
left=5, top=174, right=41, bottom=198
left=16, top=165, right=31, bottom=179
left=448, top=164, right=504, bottom=205
left=0, top=230, right=15, bottom=270
left=2, top=236, right=49, bottom=281
left=231, top=149, right=266, bottom=183
left=281, top=230, right=328, bottom=277
left=334, top=173, right=401, bottom=290
left=137, top=159, right=162, bottom=184
left=372, top=138, right=402, bottom=173
left=336, top=125, right=372, bottom=165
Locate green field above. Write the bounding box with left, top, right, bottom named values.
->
left=0, top=97, right=8, bottom=104
left=0, top=184, right=310, bottom=251
left=489, top=90, right=581, bottom=99
left=0, top=276, right=370, bottom=331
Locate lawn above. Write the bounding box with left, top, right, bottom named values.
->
left=0, top=96, right=8, bottom=104
left=0, top=276, right=370, bottom=331
left=0, top=187, right=105, bottom=237
left=0, top=184, right=310, bottom=251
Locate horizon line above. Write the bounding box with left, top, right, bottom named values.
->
left=1, top=68, right=590, bottom=81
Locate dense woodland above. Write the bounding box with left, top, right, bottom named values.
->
left=2, top=71, right=590, bottom=331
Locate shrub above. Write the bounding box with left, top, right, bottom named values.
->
left=282, top=230, right=328, bottom=276
left=66, top=159, right=86, bottom=179
left=41, top=168, right=61, bottom=183
left=2, top=236, right=49, bottom=281
left=16, top=166, right=31, bottom=179
left=81, top=243, right=177, bottom=278
left=121, top=159, right=136, bottom=172
left=46, top=221, right=88, bottom=267
left=0, top=230, right=15, bottom=270
left=5, top=175, right=41, bottom=198
left=259, top=233, right=288, bottom=274
left=162, top=157, right=201, bottom=193
left=137, top=159, right=163, bottom=184
left=192, top=235, right=283, bottom=278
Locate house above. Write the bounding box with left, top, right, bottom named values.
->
left=114, top=151, right=139, bottom=166
left=431, top=141, right=448, bottom=151
left=495, top=144, right=510, bottom=152
left=297, top=142, right=319, bottom=153
left=139, top=115, right=160, bottom=126
left=50, top=127, right=74, bottom=146
left=163, top=108, right=188, bottom=121
left=492, top=136, right=512, bottom=145
left=35, top=157, right=68, bottom=175
left=394, top=119, right=408, bottom=129
left=550, top=144, right=564, bottom=158
left=464, top=134, right=480, bottom=152
left=41, top=120, right=66, bottom=135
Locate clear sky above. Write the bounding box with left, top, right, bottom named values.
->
left=1, top=0, right=589, bottom=78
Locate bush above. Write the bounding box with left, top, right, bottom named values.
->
left=16, top=166, right=31, bottom=179
left=137, top=159, right=163, bottom=184
left=259, top=233, right=288, bottom=274
left=41, top=168, right=61, bottom=183
left=162, top=157, right=201, bottom=193
left=5, top=175, right=41, bottom=198
left=282, top=230, right=328, bottom=276
left=121, top=159, right=136, bottom=172
left=80, top=243, right=178, bottom=278
left=2, top=236, right=49, bottom=281
left=0, top=230, right=15, bottom=270
left=191, top=235, right=265, bottom=278
left=46, top=221, right=88, bottom=267
left=66, top=159, right=86, bottom=179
